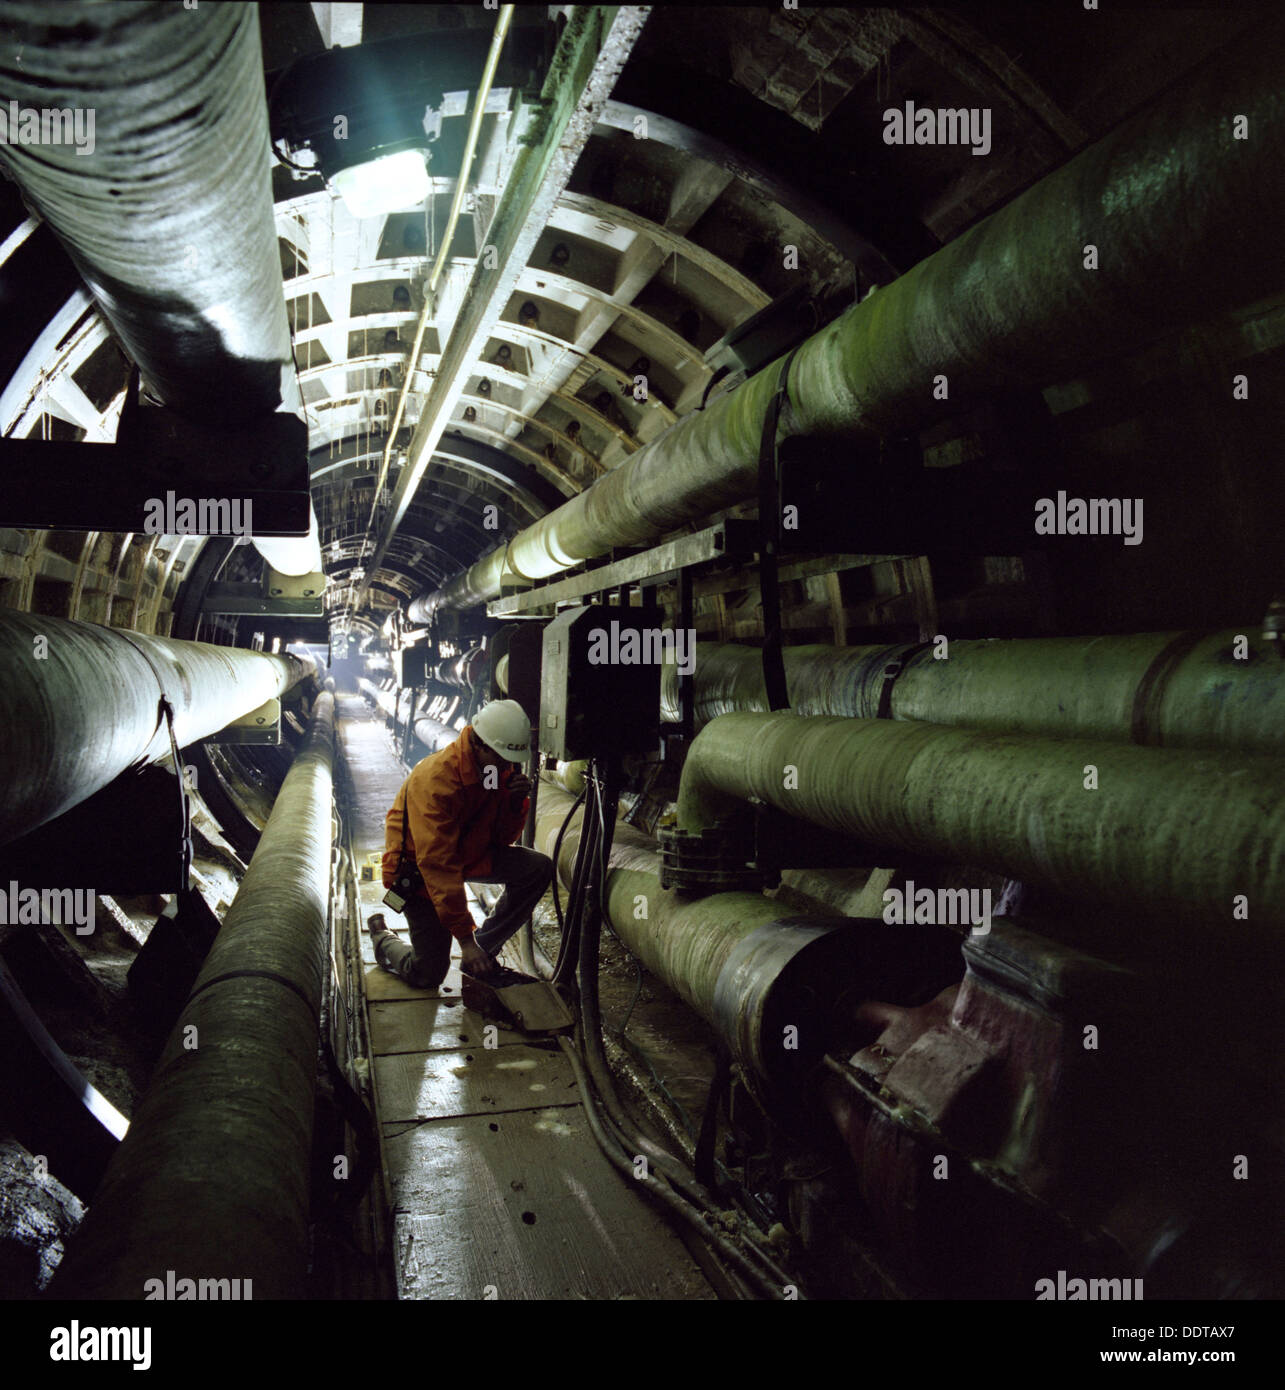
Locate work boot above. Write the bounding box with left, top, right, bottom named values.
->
left=367, top=916, right=400, bottom=970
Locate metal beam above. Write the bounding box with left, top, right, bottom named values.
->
left=499, top=172, right=735, bottom=458
left=594, top=97, right=901, bottom=286
left=484, top=520, right=757, bottom=617
left=353, top=6, right=651, bottom=615
left=201, top=585, right=325, bottom=618
left=500, top=319, right=679, bottom=423
left=555, top=190, right=770, bottom=312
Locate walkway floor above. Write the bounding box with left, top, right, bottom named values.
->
left=334, top=695, right=713, bottom=1300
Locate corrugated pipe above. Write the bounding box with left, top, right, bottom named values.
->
left=0, top=609, right=311, bottom=847
left=53, top=692, right=336, bottom=1299
left=675, top=713, right=1285, bottom=934
left=409, top=13, right=1285, bottom=622
left=659, top=631, right=1285, bottom=756
left=0, top=1, right=292, bottom=420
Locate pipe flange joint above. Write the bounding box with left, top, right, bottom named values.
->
left=658, top=822, right=778, bottom=895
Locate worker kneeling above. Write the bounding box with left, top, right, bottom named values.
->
left=370, top=699, right=552, bottom=984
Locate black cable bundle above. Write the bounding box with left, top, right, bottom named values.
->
left=561, top=758, right=800, bottom=1300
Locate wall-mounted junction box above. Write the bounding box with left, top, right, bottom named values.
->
left=393, top=645, right=431, bottom=687
left=539, top=605, right=661, bottom=760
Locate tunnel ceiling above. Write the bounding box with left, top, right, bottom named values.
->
left=0, top=2, right=1254, bottom=638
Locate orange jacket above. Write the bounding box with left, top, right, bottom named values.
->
left=382, top=725, right=529, bottom=940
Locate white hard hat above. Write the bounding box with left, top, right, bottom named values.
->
left=471, top=699, right=530, bottom=761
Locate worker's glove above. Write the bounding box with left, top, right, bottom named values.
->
left=460, top=937, right=498, bottom=978
left=507, top=772, right=531, bottom=799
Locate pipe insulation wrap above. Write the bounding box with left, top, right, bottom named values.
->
left=0, top=0, right=292, bottom=419
left=0, top=609, right=311, bottom=846
left=531, top=785, right=959, bottom=1089
left=676, top=713, right=1285, bottom=933
left=658, top=632, right=1285, bottom=755
left=541, top=760, right=588, bottom=796
left=409, top=549, right=510, bottom=624
left=53, top=692, right=336, bottom=1299
left=254, top=504, right=325, bottom=577
left=413, top=716, right=460, bottom=753
left=357, top=677, right=396, bottom=719
left=535, top=789, right=778, bottom=1024
left=412, top=13, right=1285, bottom=619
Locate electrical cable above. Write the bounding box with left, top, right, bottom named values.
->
left=698, top=363, right=731, bottom=411
left=574, top=759, right=802, bottom=1293
left=317, top=989, right=379, bottom=1220
left=615, top=1032, right=697, bottom=1139
left=575, top=764, right=738, bottom=1214
left=266, top=66, right=320, bottom=176
left=694, top=1047, right=732, bottom=1192
left=537, top=765, right=802, bottom=1291
left=552, top=792, right=595, bottom=985
left=550, top=785, right=586, bottom=936
left=557, top=1032, right=783, bottom=1301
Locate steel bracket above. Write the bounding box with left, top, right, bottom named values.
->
left=203, top=697, right=282, bottom=746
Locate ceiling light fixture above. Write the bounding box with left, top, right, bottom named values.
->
left=329, top=147, right=431, bottom=219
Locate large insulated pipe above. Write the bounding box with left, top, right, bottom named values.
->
left=53, top=692, right=335, bottom=1299
left=410, top=13, right=1285, bottom=622
left=541, top=759, right=588, bottom=796
left=0, top=1, right=292, bottom=420
left=357, top=677, right=397, bottom=719
left=660, top=631, right=1285, bottom=755
left=254, top=505, right=325, bottom=578
left=432, top=647, right=487, bottom=691
left=413, top=716, right=459, bottom=753
left=532, top=786, right=958, bottom=1092
left=676, top=713, right=1285, bottom=933
left=0, top=609, right=311, bottom=847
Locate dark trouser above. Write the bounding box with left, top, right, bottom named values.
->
left=375, top=846, right=553, bottom=988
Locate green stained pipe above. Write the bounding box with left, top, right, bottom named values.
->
left=676, top=712, right=1285, bottom=933
left=533, top=788, right=781, bottom=1025
left=532, top=785, right=960, bottom=1090
left=409, top=12, right=1285, bottom=623
left=541, top=759, right=588, bottom=796
left=659, top=631, right=1285, bottom=755
left=54, top=693, right=336, bottom=1299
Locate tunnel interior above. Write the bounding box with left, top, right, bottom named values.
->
left=0, top=0, right=1282, bottom=1326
